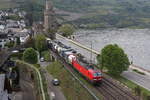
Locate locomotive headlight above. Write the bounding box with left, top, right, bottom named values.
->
left=93, top=79, right=97, bottom=80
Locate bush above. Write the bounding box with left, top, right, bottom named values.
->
left=5, top=41, right=15, bottom=48
left=58, top=24, right=75, bottom=37
left=23, top=48, right=38, bottom=64
left=133, top=69, right=145, bottom=75
left=134, top=86, right=141, bottom=96
left=41, top=51, right=51, bottom=62
left=11, top=52, right=23, bottom=60
left=35, top=34, right=47, bottom=53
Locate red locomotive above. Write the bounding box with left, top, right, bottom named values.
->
left=48, top=40, right=102, bottom=84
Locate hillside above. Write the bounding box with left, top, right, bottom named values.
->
left=52, top=0, right=150, bottom=28
left=1, top=0, right=150, bottom=28
left=0, top=0, right=17, bottom=9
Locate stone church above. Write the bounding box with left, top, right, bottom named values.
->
left=44, top=0, right=59, bottom=39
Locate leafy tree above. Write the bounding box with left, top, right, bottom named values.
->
left=96, top=54, right=102, bottom=69
left=16, top=37, right=20, bottom=45
left=58, top=24, right=75, bottom=37
left=41, top=51, right=51, bottom=62
left=35, top=34, right=47, bottom=53
left=98, top=44, right=130, bottom=76
left=5, top=41, right=15, bottom=48
left=23, top=48, right=38, bottom=64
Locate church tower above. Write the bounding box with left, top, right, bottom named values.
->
left=44, top=0, right=58, bottom=39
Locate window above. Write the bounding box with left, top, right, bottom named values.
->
left=93, top=72, right=102, bottom=77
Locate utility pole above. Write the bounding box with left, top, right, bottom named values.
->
left=90, top=41, right=93, bottom=64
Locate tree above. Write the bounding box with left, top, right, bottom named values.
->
left=23, top=48, right=38, bottom=64
left=41, top=51, right=51, bottom=62
left=35, top=34, right=47, bottom=53
left=48, top=29, right=57, bottom=40
left=98, top=44, right=130, bottom=76
left=5, top=41, right=15, bottom=48
left=58, top=24, right=75, bottom=37
left=16, top=37, right=20, bottom=45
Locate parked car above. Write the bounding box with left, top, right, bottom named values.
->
left=52, top=78, right=60, bottom=86
left=40, top=57, right=44, bottom=62
left=12, top=50, right=19, bottom=53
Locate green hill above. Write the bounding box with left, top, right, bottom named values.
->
left=52, top=0, right=150, bottom=28
left=1, top=0, right=150, bottom=28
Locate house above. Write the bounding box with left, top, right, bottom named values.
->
left=0, top=32, right=15, bottom=48
left=0, top=32, right=8, bottom=48
left=14, top=32, right=29, bottom=44
left=0, top=25, right=5, bottom=32
left=0, top=74, right=9, bottom=100
left=6, top=23, right=19, bottom=28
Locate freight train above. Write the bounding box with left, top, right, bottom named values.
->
left=47, top=39, right=102, bottom=84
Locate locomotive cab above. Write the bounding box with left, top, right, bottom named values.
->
left=88, top=69, right=102, bottom=84
left=93, top=72, right=102, bottom=80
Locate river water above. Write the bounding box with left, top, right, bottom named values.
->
left=74, top=29, right=150, bottom=70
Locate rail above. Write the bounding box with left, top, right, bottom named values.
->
left=96, top=78, right=139, bottom=100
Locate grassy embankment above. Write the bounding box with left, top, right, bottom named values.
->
left=46, top=61, right=96, bottom=100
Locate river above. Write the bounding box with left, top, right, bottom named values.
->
left=74, top=29, right=150, bottom=70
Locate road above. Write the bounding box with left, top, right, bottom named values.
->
left=122, top=69, right=150, bottom=91
left=56, top=34, right=150, bottom=91
left=39, top=61, right=66, bottom=100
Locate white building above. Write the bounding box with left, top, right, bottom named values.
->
left=15, top=32, right=30, bottom=44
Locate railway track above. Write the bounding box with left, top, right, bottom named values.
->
left=96, top=78, right=139, bottom=100
left=50, top=48, right=140, bottom=100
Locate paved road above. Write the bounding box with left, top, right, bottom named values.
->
left=56, top=34, right=150, bottom=91
left=39, top=61, right=66, bottom=100
left=122, top=69, right=150, bottom=91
